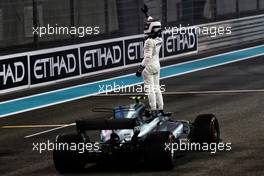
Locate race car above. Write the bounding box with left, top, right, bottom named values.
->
left=53, top=96, right=220, bottom=173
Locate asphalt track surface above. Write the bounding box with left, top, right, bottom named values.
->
left=1, top=52, right=264, bottom=176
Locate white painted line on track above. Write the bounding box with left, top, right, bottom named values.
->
left=24, top=123, right=76, bottom=138
left=23, top=89, right=264, bottom=138
left=0, top=44, right=264, bottom=108
left=2, top=124, right=70, bottom=128
left=1, top=51, right=263, bottom=119
left=94, top=89, right=264, bottom=96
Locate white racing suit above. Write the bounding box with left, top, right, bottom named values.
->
left=141, top=37, right=164, bottom=111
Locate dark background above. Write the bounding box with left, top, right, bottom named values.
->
left=0, top=0, right=263, bottom=55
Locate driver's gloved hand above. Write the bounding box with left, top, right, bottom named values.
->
left=136, top=65, right=145, bottom=77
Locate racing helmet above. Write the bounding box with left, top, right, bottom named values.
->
left=144, top=16, right=162, bottom=38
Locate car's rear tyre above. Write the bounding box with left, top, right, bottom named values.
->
left=192, top=114, right=220, bottom=144
left=144, top=131, right=175, bottom=170
left=53, top=133, right=85, bottom=173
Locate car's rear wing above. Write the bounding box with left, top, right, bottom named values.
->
left=76, top=118, right=138, bottom=131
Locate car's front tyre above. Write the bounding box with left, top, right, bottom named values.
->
left=192, top=114, right=220, bottom=144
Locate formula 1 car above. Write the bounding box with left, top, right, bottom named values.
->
left=53, top=96, right=220, bottom=173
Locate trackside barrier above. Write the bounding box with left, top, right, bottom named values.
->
left=198, top=14, right=264, bottom=52
left=0, top=29, right=197, bottom=94
left=1, top=14, right=263, bottom=95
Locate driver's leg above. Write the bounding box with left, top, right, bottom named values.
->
left=153, top=71, right=164, bottom=111
left=143, top=70, right=157, bottom=111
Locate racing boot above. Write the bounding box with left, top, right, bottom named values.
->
left=157, top=110, right=172, bottom=117
left=145, top=110, right=158, bottom=122
left=151, top=110, right=158, bottom=118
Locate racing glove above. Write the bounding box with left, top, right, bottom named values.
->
left=136, top=65, right=145, bottom=77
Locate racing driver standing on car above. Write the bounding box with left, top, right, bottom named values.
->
left=136, top=7, right=165, bottom=117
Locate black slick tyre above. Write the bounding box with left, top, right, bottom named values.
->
left=192, top=114, right=220, bottom=144
left=53, top=133, right=85, bottom=173
left=144, top=131, right=175, bottom=170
